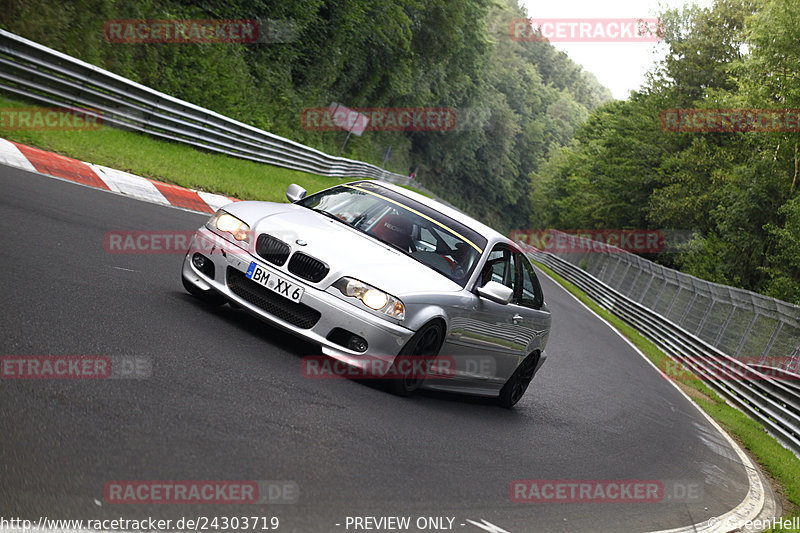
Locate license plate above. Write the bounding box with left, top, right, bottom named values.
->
left=245, top=262, right=304, bottom=303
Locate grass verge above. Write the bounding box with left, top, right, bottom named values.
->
left=0, top=94, right=356, bottom=201
left=0, top=95, right=437, bottom=205
left=531, top=260, right=800, bottom=531
left=5, top=92, right=796, bottom=529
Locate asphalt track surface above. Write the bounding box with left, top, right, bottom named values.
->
left=0, top=165, right=754, bottom=532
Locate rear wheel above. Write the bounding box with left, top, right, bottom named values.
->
left=499, top=352, right=540, bottom=409
left=387, top=321, right=445, bottom=397
left=182, top=273, right=227, bottom=306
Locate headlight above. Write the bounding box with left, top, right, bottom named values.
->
left=333, top=277, right=405, bottom=320
left=209, top=211, right=250, bottom=243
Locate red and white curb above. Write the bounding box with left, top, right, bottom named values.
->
left=0, top=137, right=781, bottom=533
left=0, top=137, right=238, bottom=214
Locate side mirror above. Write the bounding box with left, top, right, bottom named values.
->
left=477, top=281, right=514, bottom=305
left=286, top=184, right=307, bottom=203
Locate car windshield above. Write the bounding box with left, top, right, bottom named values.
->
left=297, top=182, right=487, bottom=286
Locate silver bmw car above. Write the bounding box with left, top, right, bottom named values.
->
left=181, top=180, right=551, bottom=407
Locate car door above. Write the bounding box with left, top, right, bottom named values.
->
left=443, top=244, right=530, bottom=389
left=512, top=250, right=551, bottom=358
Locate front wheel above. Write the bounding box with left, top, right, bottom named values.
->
left=498, top=352, right=540, bottom=409
left=387, top=321, right=445, bottom=397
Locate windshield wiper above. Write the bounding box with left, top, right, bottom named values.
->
left=308, top=206, right=415, bottom=259
left=379, top=239, right=413, bottom=257
left=310, top=207, right=353, bottom=227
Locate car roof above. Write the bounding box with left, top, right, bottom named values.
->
left=348, top=180, right=511, bottom=249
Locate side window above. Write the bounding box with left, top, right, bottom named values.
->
left=504, top=251, right=516, bottom=290
left=517, top=252, right=544, bottom=309
left=480, top=246, right=516, bottom=293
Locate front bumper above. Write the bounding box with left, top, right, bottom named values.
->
left=182, top=229, right=416, bottom=366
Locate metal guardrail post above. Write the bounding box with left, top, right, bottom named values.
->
left=523, top=241, right=800, bottom=456
left=0, top=29, right=418, bottom=187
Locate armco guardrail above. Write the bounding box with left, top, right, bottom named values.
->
left=538, top=230, right=800, bottom=372
left=0, top=29, right=413, bottom=186
left=525, top=243, right=800, bottom=455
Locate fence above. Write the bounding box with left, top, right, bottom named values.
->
left=536, top=230, right=800, bottom=372
left=4, top=27, right=799, bottom=451
left=523, top=231, right=800, bottom=454
left=0, top=29, right=415, bottom=186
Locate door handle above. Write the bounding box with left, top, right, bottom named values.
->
left=512, top=314, right=524, bottom=324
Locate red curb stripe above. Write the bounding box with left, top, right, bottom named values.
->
left=6, top=139, right=234, bottom=213
left=151, top=180, right=215, bottom=213
left=13, top=142, right=110, bottom=190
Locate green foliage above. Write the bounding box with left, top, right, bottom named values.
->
left=531, top=0, right=800, bottom=304
left=0, top=95, right=339, bottom=201
left=0, top=0, right=611, bottom=233
left=763, top=196, right=800, bottom=301
left=2, top=0, right=795, bottom=301
left=534, top=259, right=800, bottom=517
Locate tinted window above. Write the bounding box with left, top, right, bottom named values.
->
left=480, top=245, right=516, bottom=293
left=297, top=183, right=486, bottom=287
left=517, top=252, right=544, bottom=310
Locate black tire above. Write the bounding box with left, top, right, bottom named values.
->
left=182, top=273, right=227, bottom=306
left=498, top=352, right=540, bottom=409
left=387, top=321, right=445, bottom=397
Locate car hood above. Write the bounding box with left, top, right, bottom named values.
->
left=225, top=201, right=462, bottom=295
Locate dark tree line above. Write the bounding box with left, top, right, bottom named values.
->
left=530, top=0, right=800, bottom=304
left=1, top=0, right=610, bottom=231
